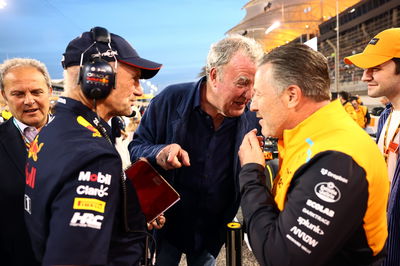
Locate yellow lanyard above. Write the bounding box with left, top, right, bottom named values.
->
left=383, top=110, right=400, bottom=163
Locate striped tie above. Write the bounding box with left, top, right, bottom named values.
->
left=24, top=127, right=38, bottom=143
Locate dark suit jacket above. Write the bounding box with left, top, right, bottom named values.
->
left=0, top=119, right=40, bottom=265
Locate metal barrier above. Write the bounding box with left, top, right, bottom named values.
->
left=226, top=222, right=243, bottom=266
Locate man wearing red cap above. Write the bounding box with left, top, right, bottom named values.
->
left=344, top=27, right=400, bottom=266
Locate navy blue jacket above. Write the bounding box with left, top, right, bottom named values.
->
left=25, top=97, right=147, bottom=266
left=376, top=104, right=400, bottom=266
left=0, top=119, right=40, bottom=266
left=129, top=77, right=259, bottom=255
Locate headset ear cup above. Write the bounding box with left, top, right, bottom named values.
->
left=80, top=60, right=115, bottom=99
left=78, top=27, right=117, bottom=99
left=89, top=88, right=103, bottom=99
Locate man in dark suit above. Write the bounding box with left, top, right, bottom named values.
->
left=0, top=58, right=52, bottom=265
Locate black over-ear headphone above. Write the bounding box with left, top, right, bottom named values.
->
left=79, top=27, right=116, bottom=99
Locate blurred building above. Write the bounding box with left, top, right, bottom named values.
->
left=50, top=79, right=64, bottom=106
left=227, top=0, right=400, bottom=94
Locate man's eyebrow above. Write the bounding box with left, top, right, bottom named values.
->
left=235, top=76, right=251, bottom=83
left=10, top=89, right=24, bottom=93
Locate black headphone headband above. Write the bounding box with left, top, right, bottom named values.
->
left=79, top=27, right=116, bottom=100
left=91, top=27, right=111, bottom=43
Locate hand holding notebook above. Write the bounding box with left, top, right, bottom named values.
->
left=124, top=159, right=180, bottom=223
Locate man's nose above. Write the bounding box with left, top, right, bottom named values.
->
left=134, top=82, right=144, bottom=97
left=361, top=69, right=372, bottom=82
left=250, top=98, right=258, bottom=112
left=24, top=93, right=35, bottom=105
left=243, top=87, right=253, bottom=99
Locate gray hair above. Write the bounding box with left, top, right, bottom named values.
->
left=0, top=58, right=52, bottom=90
left=259, top=43, right=330, bottom=101
left=206, top=34, right=263, bottom=79
left=62, top=66, right=80, bottom=96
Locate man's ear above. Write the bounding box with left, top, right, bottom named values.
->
left=1, top=89, right=7, bottom=102
left=209, top=67, right=218, bottom=87
left=284, top=85, right=302, bottom=108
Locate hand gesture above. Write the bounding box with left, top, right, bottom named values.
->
left=156, top=144, right=190, bottom=170
left=238, top=129, right=265, bottom=167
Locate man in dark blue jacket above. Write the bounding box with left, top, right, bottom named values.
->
left=0, top=58, right=52, bottom=266
left=129, top=35, right=263, bottom=265
left=24, top=27, right=164, bottom=266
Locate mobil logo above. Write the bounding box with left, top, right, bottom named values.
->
left=78, top=171, right=111, bottom=185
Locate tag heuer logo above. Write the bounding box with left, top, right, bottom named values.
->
left=369, top=38, right=379, bottom=45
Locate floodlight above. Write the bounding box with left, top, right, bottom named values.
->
left=265, top=21, right=281, bottom=35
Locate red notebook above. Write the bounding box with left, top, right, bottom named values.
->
left=124, top=159, right=180, bottom=222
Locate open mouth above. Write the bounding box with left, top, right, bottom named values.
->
left=24, top=108, right=39, bottom=114
left=234, top=101, right=246, bottom=107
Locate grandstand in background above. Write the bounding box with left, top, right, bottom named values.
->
left=228, top=0, right=400, bottom=95
left=319, top=0, right=399, bottom=94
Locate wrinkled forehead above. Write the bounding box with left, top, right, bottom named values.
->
left=3, top=71, right=49, bottom=92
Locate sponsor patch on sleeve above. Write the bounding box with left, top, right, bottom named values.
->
left=78, top=171, right=111, bottom=185
left=314, top=182, right=341, bottom=203
left=69, top=212, right=104, bottom=229
left=73, top=197, right=106, bottom=213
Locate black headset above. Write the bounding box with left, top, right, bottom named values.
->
left=79, top=27, right=116, bottom=99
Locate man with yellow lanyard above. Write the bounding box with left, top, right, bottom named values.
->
left=238, top=43, right=388, bottom=265
left=344, top=27, right=400, bottom=266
